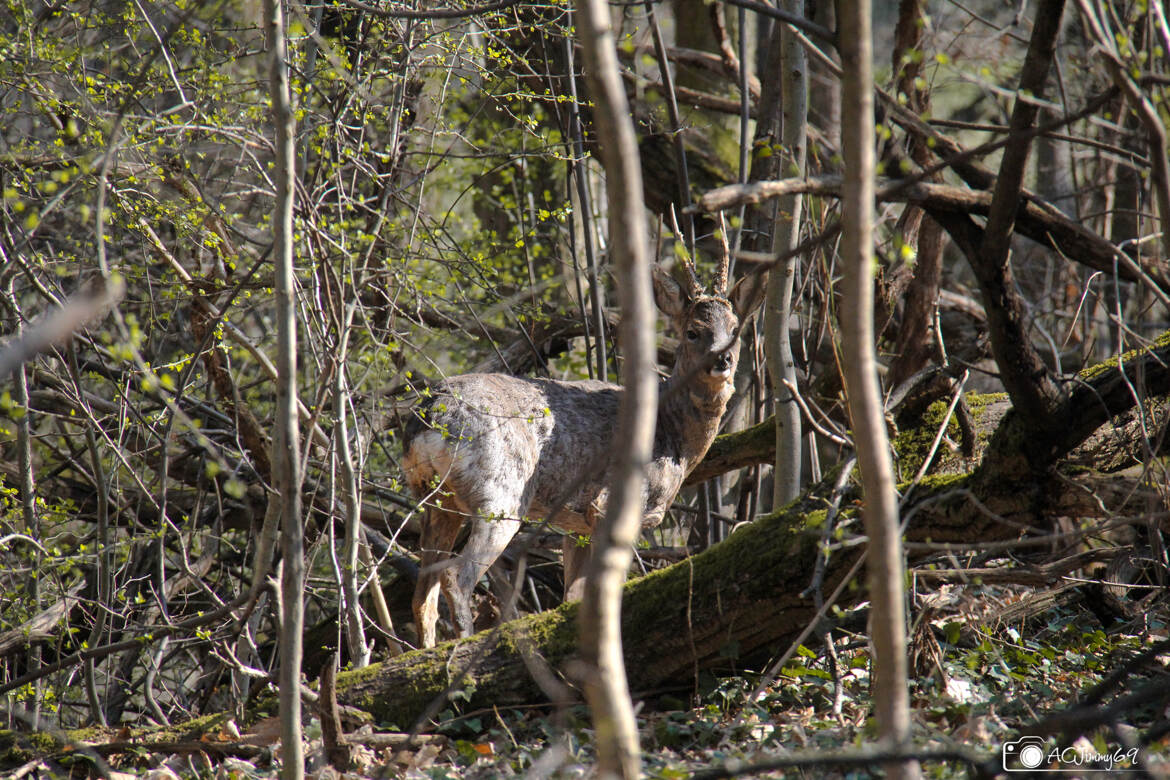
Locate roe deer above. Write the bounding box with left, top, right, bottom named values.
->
left=402, top=258, right=764, bottom=647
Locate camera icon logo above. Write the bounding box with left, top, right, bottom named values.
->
left=1003, top=736, right=1048, bottom=771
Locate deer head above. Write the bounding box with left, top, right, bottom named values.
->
left=651, top=246, right=766, bottom=398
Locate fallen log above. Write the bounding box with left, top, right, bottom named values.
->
left=336, top=472, right=1026, bottom=728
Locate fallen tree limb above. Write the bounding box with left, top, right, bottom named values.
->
left=693, top=175, right=1170, bottom=294
left=0, top=583, right=82, bottom=656
left=911, top=547, right=1118, bottom=586
left=685, top=414, right=776, bottom=485
left=343, top=731, right=445, bottom=748
left=692, top=331, right=1170, bottom=487
left=690, top=746, right=992, bottom=779
left=83, top=740, right=269, bottom=760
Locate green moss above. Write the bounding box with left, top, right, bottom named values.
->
left=803, top=509, right=829, bottom=530
left=894, top=397, right=961, bottom=478
left=145, top=710, right=234, bottom=742
left=700, top=415, right=775, bottom=474
left=964, top=391, right=1007, bottom=412
left=1078, top=329, right=1170, bottom=383
left=496, top=605, right=577, bottom=658
left=901, top=470, right=970, bottom=494
left=60, top=727, right=103, bottom=743
left=335, top=657, right=385, bottom=688
left=0, top=726, right=117, bottom=767
left=618, top=497, right=820, bottom=638
left=0, top=729, right=62, bottom=765
left=356, top=603, right=582, bottom=718
left=337, top=492, right=845, bottom=727
left=894, top=391, right=1008, bottom=480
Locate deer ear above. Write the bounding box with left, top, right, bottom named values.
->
left=728, top=271, right=767, bottom=322
left=651, top=264, right=690, bottom=319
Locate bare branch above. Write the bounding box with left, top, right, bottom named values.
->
left=0, top=280, right=123, bottom=379
left=975, top=0, right=1067, bottom=430
left=693, top=176, right=1170, bottom=297
left=335, top=0, right=523, bottom=19
left=839, top=1, right=917, bottom=776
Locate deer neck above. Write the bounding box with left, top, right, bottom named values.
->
left=660, top=371, right=732, bottom=469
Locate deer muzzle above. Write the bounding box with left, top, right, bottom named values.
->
left=709, top=352, right=734, bottom=378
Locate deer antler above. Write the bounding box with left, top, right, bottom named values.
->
left=713, top=212, right=730, bottom=295
left=681, top=256, right=704, bottom=298
left=669, top=205, right=704, bottom=298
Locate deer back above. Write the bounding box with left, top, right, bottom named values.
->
left=402, top=373, right=622, bottom=532
left=402, top=263, right=765, bottom=533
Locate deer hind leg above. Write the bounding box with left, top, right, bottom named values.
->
left=412, top=507, right=464, bottom=648
left=449, top=506, right=523, bottom=638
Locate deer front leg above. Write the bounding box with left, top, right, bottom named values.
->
left=562, top=536, right=592, bottom=602
left=563, top=499, right=667, bottom=602
left=412, top=508, right=464, bottom=648
left=563, top=498, right=604, bottom=602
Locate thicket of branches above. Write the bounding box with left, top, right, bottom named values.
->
left=1, top=0, right=1169, bottom=772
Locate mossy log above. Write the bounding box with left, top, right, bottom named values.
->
left=686, top=389, right=1010, bottom=487
left=336, top=494, right=826, bottom=728
left=335, top=474, right=1021, bottom=728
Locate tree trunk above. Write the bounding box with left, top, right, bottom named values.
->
left=838, top=2, right=917, bottom=776
left=335, top=321, right=372, bottom=669
left=333, top=448, right=1072, bottom=727
left=263, top=0, right=305, bottom=775
left=974, top=0, right=1067, bottom=434
left=887, top=0, right=946, bottom=389
left=764, top=0, right=807, bottom=509
left=574, top=0, right=656, bottom=775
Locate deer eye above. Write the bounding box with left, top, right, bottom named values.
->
left=685, top=329, right=699, bottom=342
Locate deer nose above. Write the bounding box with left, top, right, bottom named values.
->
left=712, top=353, right=733, bottom=375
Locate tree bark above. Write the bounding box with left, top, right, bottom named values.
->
left=763, top=0, right=807, bottom=509
left=974, top=0, right=1067, bottom=439
left=685, top=413, right=777, bottom=485
left=335, top=322, right=371, bottom=669
left=697, top=176, right=1163, bottom=291
left=334, top=383, right=1161, bottom=728
left=1073, top=0, right=1170, bottom=263
left=888, top=0, right=946, bottom=388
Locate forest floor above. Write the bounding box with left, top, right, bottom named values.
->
left=6, top=580, right=1168, bottom=778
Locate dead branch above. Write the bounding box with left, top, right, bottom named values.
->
left=694, top=176, right=1166, bottom=292
left=911, top=547, right=1118, bottom=586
